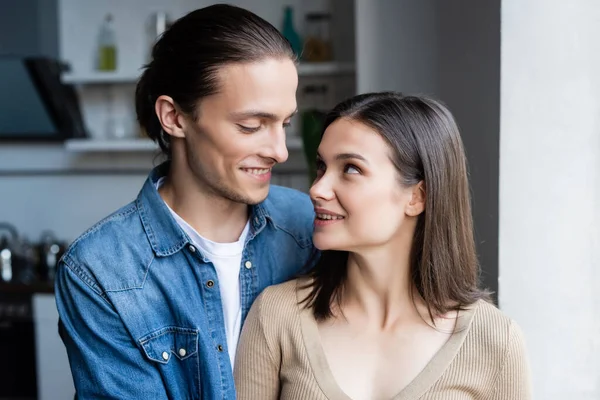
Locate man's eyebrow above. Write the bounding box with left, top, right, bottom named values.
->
left=316, top=152, right=369, bottom=164
left=230, top=109, right=298, bottom=120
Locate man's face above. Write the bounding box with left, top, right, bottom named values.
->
left=183, top=58, right=298, bottom=205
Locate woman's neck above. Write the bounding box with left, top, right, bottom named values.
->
left=342, top=239, right=420, bottom=330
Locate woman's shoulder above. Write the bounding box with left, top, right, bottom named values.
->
left=254, top=278, right=306, bottom=319
left=471, top=299, right=515, bottom=328
left=467, top=299, right=527, bottom=353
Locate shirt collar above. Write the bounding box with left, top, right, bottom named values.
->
left=137, top=162, right=274, bottom=257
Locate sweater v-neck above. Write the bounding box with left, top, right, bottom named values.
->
left=296, top=280, right=479, bottom=400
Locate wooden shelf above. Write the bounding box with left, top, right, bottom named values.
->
left=64, top=136, right=303, bottom=153
left=62, top=62, right=355, bottom=85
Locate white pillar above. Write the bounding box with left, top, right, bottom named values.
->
left=500, top=1, right=600, bottom=398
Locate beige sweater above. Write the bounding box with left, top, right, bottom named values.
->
left=234, top=279, right=532, bottom=400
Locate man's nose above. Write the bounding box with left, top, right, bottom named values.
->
left=268, top=128, right=289, bottom=164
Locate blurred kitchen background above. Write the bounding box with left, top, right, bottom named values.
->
left=0, top=0, right=598, bottom=399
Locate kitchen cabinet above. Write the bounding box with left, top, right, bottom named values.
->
left=33, top=294, right=74, bottom=400
left=0, top=293, right=37, bottom=399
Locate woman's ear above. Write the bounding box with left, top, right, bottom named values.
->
left=406, top=181, right=426, bottom=217
left=155, top=95, right=186, bottom=139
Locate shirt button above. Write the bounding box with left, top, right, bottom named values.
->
left=162, top=351, right=169, bottom=361
left=244, top=261, right=252, bottom=269
left=217, top=344, right=223, bottom=352
left=179, top=348, right=186, bottom=357
left=189, top=245, right=196, bottom=253
left=206, top=280, right=214, bottom=288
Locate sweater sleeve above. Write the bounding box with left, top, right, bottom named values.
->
left=492, top=321, right=533, bottom=400
left=234, top=289, right=281, bottom=400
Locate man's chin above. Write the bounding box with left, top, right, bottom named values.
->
left=246, top=191, right=270, bottom=205
left=236, top=186, right=270, bottom=206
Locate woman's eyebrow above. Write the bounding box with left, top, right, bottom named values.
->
left=316, top=152, right=369, bottom=164
left=335, top=153, right=368, bottom=164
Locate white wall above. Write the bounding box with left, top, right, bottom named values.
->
left=500, top=0, right=600, bottom=398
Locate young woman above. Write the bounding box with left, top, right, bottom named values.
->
left=234, top=92, right=532, bottom=400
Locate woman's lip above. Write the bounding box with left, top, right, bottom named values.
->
left=314, top=218, right=343, bottom=227
left=314, top=207, right=344, bottom=217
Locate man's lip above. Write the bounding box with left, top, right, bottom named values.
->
left=314, top=207, right=344, bottom=217
left=240, top=166, right=273, bottom=170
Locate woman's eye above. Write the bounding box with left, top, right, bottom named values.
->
left=237, top=124, right=261, bottom=133
left=344, top=164, right=361, bottom=174
left=283, top=121, right=291, bottom=128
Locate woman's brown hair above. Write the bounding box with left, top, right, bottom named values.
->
left=302, top=92, right=490, bottom=321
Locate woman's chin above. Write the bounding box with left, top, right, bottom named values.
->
left=313, top=237, right=345, bottom=252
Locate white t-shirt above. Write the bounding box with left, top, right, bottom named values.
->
left=156, top=178, right=248, bottom=367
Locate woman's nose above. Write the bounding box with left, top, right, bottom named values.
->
left=309, top=173, right=335, bottom=201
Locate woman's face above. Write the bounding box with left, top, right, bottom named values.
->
left=309, top=118, right=424, bottom=252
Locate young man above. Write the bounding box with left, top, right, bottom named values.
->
left=55, top=5, right=315, bottom=399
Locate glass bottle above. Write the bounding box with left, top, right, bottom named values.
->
left=97, top=14, right=117, bottom=71
left=282, top=6, right=302, bottom=58
left=304, top=13, right=332, bottom=62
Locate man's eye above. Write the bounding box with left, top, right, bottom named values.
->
left=344, top=164, right=360, bottom=174
left=237, top=124, right=261, bottom=133
left=283, top=121, right=291, bottom=128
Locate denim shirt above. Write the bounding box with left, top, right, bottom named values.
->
left=55, top=163, right=316, bottom=399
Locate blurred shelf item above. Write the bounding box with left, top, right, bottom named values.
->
left=61, top=71, right=141, bottom=85
left=64, top=136, right=303, bottom=153
left=298, top=62, right=355, bottom=76
left=61, top=62, right=355, bottom=85
left=64, top=138, right=158, bottom=152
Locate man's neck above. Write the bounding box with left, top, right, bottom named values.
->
left=158, top=173, right=249, bottom=243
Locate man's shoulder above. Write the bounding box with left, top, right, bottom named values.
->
left=60, top=201, right=152, bottom=290
left=266, top=185, right=312, bottom=207
left=65, top=201, right=141, bottom=254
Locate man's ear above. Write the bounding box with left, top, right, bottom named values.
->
left=155, top=95, right=186, bottom=139
left=406, top=181, right=426, bottom=217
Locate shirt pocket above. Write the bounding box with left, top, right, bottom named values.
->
left=139, top=326, right=200, bottom=398
left=140, top=326, right=198, bottom=363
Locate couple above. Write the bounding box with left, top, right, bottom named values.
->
left=55, top=4, right=531, bottom=400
